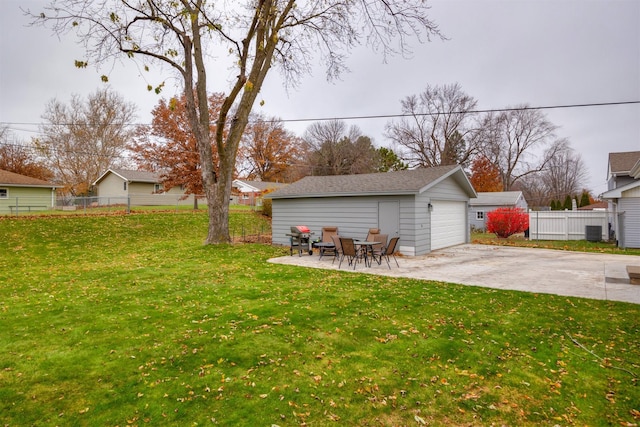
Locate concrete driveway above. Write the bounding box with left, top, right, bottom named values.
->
left=269, top=244, right=640, bottom=304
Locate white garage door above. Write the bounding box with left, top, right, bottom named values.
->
left=431, top=200, right=467, bottom=250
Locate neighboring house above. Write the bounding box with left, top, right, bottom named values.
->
left=577, top=201, right=608, bottom=211
left=601, top=151, right=640, bottom=248
left=232, top=179, right=289, bottom=206
left=469, top=191, right=528, bottom=231
left=0, top=169, right=58, bottom=214
left=93, top=168, right=189, bottom=205
left=266, top=165, right=477, bottom=256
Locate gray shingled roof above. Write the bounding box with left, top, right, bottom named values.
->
left=110, top=169, right=161, bottom=183
left=0, top=169, right=57, bottom=187
left=267, top=165, right=474, bottom=199
left=471, top=191, right=523, bottom=206
left=609, top=151, right=640, bottom=174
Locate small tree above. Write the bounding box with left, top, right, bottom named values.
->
left=486, top=207, right=529, bottom=238
left=579, top=190, right=591, bottom=207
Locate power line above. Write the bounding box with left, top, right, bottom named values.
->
left=1, top=100, right=639, bottom=129
left=271, top=100, right=640, bottom=124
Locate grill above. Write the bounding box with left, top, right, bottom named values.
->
left=287, top=225, right=314, bottom=256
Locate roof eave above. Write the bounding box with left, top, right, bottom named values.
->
left=630, top=160, right=640, bottom=179
left=268, top=190, right=417, bottom=199
left=601, top=180, right=640, bottom=199
left=2, top=183, right=59, bottom=189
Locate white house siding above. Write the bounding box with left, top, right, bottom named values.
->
left=618, top=197, right=640, bottom=248
left=96, top=173, right=128, bottom=198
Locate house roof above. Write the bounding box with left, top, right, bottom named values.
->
left=94, top=168, right=161, bottom=185
left=601, top=179, right=640, bottom=199
left=470, top=191, right=524, bottom=206
left=267, top=165, right=476, bottom=199
left=577, top=201, right=608, bottom=210
left=608, top=151, right=640, bottom=176
left=233, top=179, right=288, bottom=192
left=0, top=169, right=58, bottom=188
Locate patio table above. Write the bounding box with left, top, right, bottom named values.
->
left=354, top=240, right=381, bottom=267
left=313, top=241, right=336, bottom=260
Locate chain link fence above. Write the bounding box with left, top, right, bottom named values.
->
left=1, top=195, right=271, bottom=243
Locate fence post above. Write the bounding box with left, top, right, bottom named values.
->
left=127, top=196, right=131, bottom=214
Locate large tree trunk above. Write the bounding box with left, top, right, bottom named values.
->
left=204, top=173, right=232, bottom=244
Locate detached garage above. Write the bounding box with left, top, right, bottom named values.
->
left=266, top=165, right=477, bottom=256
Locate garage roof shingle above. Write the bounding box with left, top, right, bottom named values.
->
left=268, top=165, right=473, bottom=199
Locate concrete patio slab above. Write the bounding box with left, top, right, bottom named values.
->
left=269, top=244, right=640, bottom=304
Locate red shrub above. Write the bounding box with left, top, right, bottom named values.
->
left=486, top=207, right=529, bottom=238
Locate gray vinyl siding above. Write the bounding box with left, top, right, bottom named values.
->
left=412, top=196, right=430, bottom=255
left=469, top=194, right=528, bottom=231
left=618, top=197, right=640, bottom=248
left=470, top=204, right=503, bottom=231
left=272, top=195, right=415, bottom=248
left=424, top=177, right=469, bottom=200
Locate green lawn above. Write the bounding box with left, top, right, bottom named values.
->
left=472, top=231, right=640, bottom=256
left=1, top=212, right=638, bottom=426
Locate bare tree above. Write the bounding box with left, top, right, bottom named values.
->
left=28, top=0, right=442, bottom=244
left=303, top=120, right=378, bottom=175
left=478, top=106, right=563, bottom=191
left=540, top=141, right=588, bottom=201
left=384, top=83, right=480, bottom=168
left=34, top=88, right=136, bottom=196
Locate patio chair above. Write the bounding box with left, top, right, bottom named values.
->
left=365, top=228, right=380, bottom=242
left=331, top=235, right=343, bottom=264
left=377, top=236, right=400, bottom=269
left=319, top=226, right=338, bottom=258
left=338, top=237, right=363, bottom=270
left=370, top=234, right=388, bottom=264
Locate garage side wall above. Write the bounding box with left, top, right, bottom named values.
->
left=271, top=195, right=415, bottom=249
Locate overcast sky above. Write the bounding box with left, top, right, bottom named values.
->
left=1, top=0, right=638, bottom=195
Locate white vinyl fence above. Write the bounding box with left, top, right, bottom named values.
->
left=528, top=210, right=610, bottom=241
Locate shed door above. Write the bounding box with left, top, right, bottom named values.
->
left=378, top=201, right=399, bottom=237
left=431, top=200, right=467, bottom=250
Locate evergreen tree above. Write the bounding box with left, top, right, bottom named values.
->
left=580, top=191, right=591, bottom=207
left=563, top=195, right=573, bottom=210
